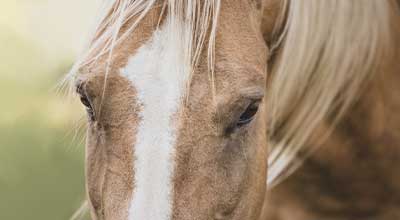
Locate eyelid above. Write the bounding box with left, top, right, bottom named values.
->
left=238, top=87, right=264, bottom=100
left=216, top=86, right=264, bottom=106
left=75, top=80, right=87, bottom=96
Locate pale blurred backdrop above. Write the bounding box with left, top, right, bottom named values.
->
left=0, top=0, right=100, bottom=219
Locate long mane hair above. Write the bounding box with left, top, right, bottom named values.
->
left=267, top=0, right=398, bottom=187
left=68, top=0, right=398, bottom=201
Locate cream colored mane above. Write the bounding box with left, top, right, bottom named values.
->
left=67, top=0, right=397, bottom=197
left=267, top=0, right=396, bottom=187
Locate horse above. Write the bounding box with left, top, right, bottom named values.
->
left=66, top=0, right=400, bottom=219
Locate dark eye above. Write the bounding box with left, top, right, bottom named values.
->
left=80, top=94, right=95, bottom=121
left=75, top=83, right=95, bottom=122
left=236, top=101, right=260, bottom=127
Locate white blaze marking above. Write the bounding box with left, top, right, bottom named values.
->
left=121, top=21, right=190, bottom=220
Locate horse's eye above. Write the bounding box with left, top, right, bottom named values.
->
left=79, top=94, right=95, bottom=121
left=236, top=100, right=260, bottom=127
left=76, top=82, right=96, bottom=121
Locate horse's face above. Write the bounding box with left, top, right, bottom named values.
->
left=76, top=0, right=271, bottom=219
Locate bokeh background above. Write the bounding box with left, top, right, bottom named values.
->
left=0, top=0, right=100, bottom=219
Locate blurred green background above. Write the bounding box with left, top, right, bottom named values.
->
left=0, top=0, right=99, bottom=219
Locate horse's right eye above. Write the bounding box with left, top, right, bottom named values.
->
left=76, top=83, right=96, bottom=121
left=80, top=95, right=91, bottom=109
left=79, top=94, right=95, bottom=121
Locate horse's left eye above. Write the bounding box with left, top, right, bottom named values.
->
left=236, top=100, right=260, bottom=127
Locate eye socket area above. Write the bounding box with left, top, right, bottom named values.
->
left=236, top=100, right=260, bottom=127
left=217, top=88, right=264, bottom=134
